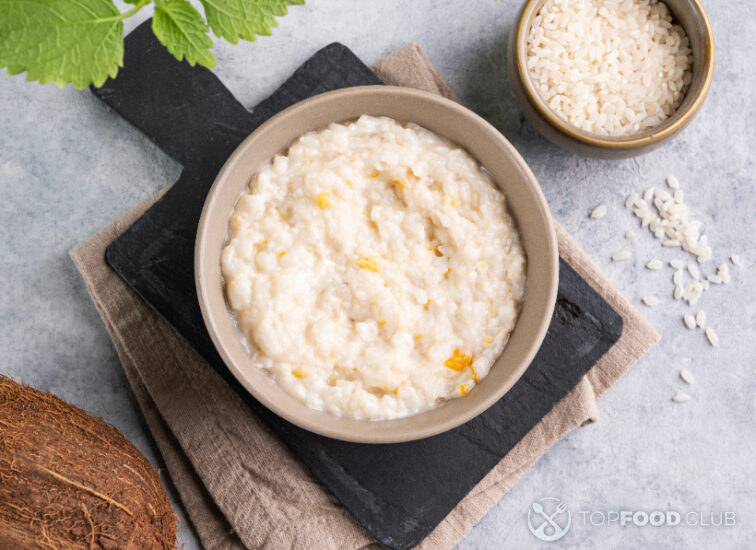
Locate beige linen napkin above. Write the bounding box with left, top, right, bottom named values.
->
left=70, top=43, right=659, bottom=550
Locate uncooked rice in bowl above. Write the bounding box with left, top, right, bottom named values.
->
left=526, top=0, right=693, bottom=137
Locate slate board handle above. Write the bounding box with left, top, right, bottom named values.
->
left=90, top=19, right=256, bottom=169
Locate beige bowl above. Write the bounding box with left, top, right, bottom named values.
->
left=508, top=0, right=715, bottom=159
left=195, top=86, right=558, bottom=443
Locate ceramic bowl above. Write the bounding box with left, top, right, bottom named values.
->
left=508, top=0, right=715, bottom=159
left=195, top=86, right=558, bottom=443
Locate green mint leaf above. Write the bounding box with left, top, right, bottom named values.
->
left=0, top=0, right=125, bottom=89
left=200, top=0, right=305, bottom=45
left=153, top=0, right=216, bottom=68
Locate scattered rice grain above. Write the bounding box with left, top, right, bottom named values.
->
left=612, top=250, right=632, bottom=262
left=674, top=284, right=684, bottom=300
left=680, top=369, right=695, bottom=385
left=655, top=189, right=671, bottom=202
left=670, top=259, right=683, bottom=269
left=672, top=393, right=692, bottom=403
left=590, top=204, right=608, bottom=219
left=666, top=175, right=680, bottom=189
left=642, top=295, right=659, bottom=306
left=730, top=254, right=741, bottom=265
left=695, top=310, right=706, bottom=328
left=705, top=327, right=719, bottom=347
left=646, top=259, right=663, bottom=271
left=630, top=180, right=713, bottom=264
left=683, top=314, right=696, bottom=329
left=687, top=282, right=703, bottom=305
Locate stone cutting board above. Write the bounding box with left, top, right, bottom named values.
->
left=93, top=20, right=623, bottom=550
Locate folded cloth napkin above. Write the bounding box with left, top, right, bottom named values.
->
left=70, top=43, right=660, bottom=550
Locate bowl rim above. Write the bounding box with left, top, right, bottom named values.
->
left=195, top=85, right=558, bottom=443
left=513, top=0, right=716, bottom=149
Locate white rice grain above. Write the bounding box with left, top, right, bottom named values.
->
left=646, top=259, right=663, bottom=271
left=670, top=259, right=683, bottom=270
left=642, top=295, right=660, bottom=306
left=683, top=314, right=696, bottom=329
left=696, top=310, right=706, bottom=328
left=705, top=327, right=719, bottom=347
left=672, top=393, right=692, bottom=403
left=680, top=369, right=695, bottom=385
left=674, top=284, right=684, bottom=300
left=612, top=250, right=632, bottom=262
left=687, top=283, right=703, bottom=306
left=730, top=254, right=741, bottom=265
left=667, top=175, right=680, bottom=189
left=707, top=274, right=722, bottom=284
left=590, top=205, right=608, bottom=219
left=655, top=189, right=672, bottom=202
left=717, top=263, right=731, bottom=284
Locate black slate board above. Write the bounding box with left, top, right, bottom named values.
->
left=93, top=20, right=623, bottom=550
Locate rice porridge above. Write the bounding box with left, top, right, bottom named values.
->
left=221, top=115, right=526, bottom=420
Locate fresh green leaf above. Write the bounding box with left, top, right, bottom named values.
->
left=152, top=0, right=216, bottom=68
left=0, top=0, right=127, bottom=89
left=0, top=0, right=302, bottom=89
left=200, top=0, right=304, bottom=45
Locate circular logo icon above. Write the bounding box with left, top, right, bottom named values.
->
left=527, top=497, right=571, bottom=542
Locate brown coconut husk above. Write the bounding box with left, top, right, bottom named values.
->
left=0, top=375, right=178, bottom=549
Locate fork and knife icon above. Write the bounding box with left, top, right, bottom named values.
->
left=530, top=499, right=570, bottom=540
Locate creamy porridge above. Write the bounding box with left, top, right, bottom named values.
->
left=221, top=115, right=526, bottom=420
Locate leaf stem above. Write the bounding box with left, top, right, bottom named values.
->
left=120, top=0, right=152, bottom=20
left=96, top=0, right=151, bottom=23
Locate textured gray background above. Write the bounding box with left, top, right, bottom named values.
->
left=1, top=1, right=753, bottom=548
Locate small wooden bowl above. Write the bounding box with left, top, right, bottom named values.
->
left=195, top=86, right=558, bottom=443
left=508, top=0, right=715, bottom=159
